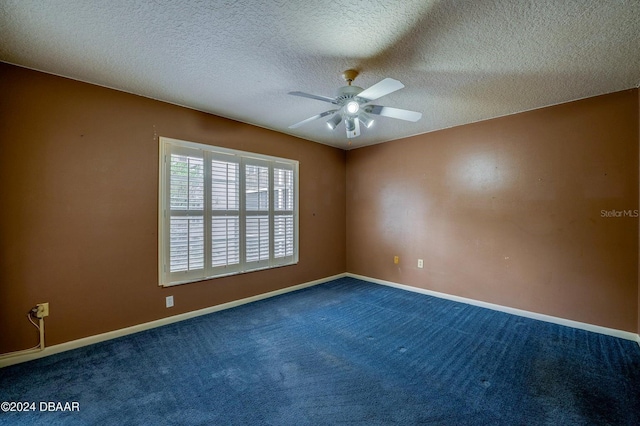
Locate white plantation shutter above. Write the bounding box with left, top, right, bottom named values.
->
left=245, top=162, right=270, bottom=269
left=274, top=215, right=294, bottom=259
left=159, top=138, right=298, bottom=286
left=211, top=156, right=240, bottom=273
left=168, top=151, right=205, bottom=281
left=273, top=167, right=294, bottom=212
left=211, top=158, right=239, bottom=211
left=211, top=217, right=240, bottom=267
left=245, top=163, right=269, bottom=211
left=246, top=216, right=269, bottom=263
left=170, top=217, right=204, bottom=271
left=273, top=166, right=295, bottom=264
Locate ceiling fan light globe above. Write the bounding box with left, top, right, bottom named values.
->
left=345, top=117, right=356, bottom=132
left=346, top=101, right=359, bottom=115
left=359, top=112, right=374, bottom=128
left=327, top=114, right=342, bottom=130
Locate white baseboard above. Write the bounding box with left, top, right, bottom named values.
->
left=0, top=273, right=347, bottom=368
left=346, top=273, right=640, bottom=345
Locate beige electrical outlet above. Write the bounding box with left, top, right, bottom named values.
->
left=36, top=303, right=49, bottom=318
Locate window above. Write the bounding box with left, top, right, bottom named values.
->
left=159, top=137, right=298, bottom=286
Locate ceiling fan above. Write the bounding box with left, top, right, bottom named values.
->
left=288, top=69, right=422, bottom=139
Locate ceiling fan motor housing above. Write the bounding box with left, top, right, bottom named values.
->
left=336, top=85, right=363, bottom=101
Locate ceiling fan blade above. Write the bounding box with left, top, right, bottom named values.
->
left=366, top=105, right=422, bottom=122
left=346, top=117, right=360, bottom=139
left=288, top=91, right=337, bottom=104
left=289, top=109, right=338, bottom=129
left=356, top=78, right=404, bottom=102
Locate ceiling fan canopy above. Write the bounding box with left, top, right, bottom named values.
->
left=288, top=70, right=422, bottom=140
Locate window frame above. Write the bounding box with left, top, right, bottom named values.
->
left=158, top=137, right=299, bottom=287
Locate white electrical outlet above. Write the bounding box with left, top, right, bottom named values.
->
left=417, top=259, right=424, bottom=269
left=166, top=296, right=174, bottom=308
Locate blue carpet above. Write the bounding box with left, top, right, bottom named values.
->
left=1, top=277, right=639, bottom=425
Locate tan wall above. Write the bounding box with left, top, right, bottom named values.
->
left=346, top=90, right=639, bottom=332
left=0, top=63, right=346, bottom=352
left=1, top=61, right=638, bottom=355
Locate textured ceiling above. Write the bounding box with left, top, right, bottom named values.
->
left=1, top=0, right=639, bottom=150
